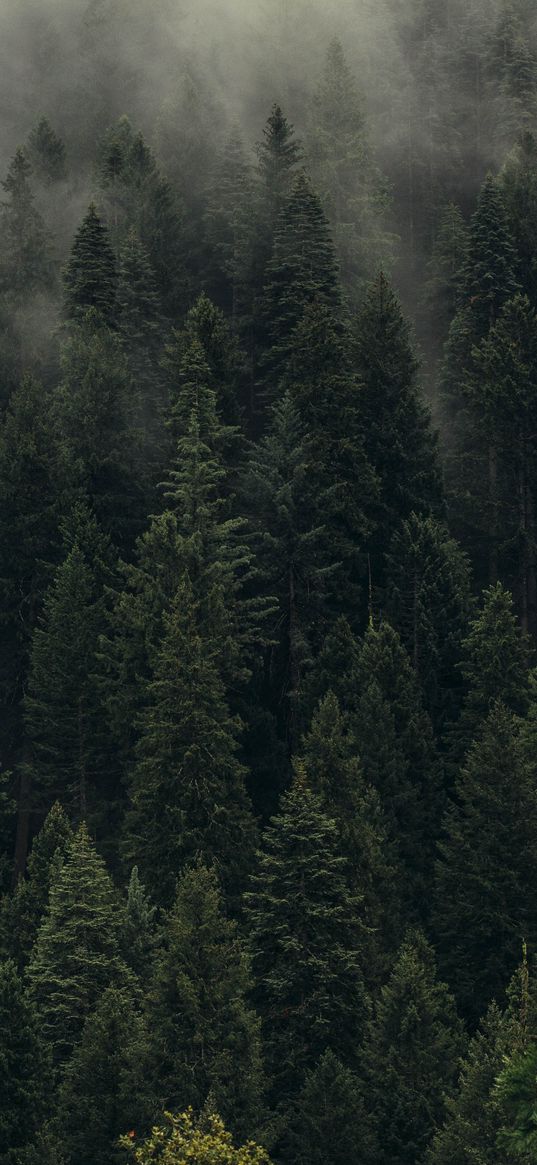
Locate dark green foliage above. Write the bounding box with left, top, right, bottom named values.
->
left=354, top=273, right=443, bottom=582
left=424, top=202, right=469, bottom=344
left=121, top=867, right=159, bottom=987
left=204, top=129, right=256, bottom=325
left=125, top=578, right=257, bottom=909
left=0, top=802, right=72, bottom=969
left=435, top=704, right=537, bottom=1024
left=246, top=775, right=369, bottom=1104
left=282, top=1050, right=372, bottom=1165
left=353, top=621, right=444, bottom=914
left=175, top=292, right=246, bottom=429
left=362, top=933, right=466, bottom=1165
left=0, top=959, right=50, bottom=1165
left=500, top=132, right=537, bottom=305
left=55, top=986, right=151, bottom=1165
left=496, top=1041, right=537, bottom=1160
left=63, top=204, right=118, bottom=325
left=28, top=823, right=128, bottom=1068
left=386, top=513, right=473, bottom=735
left=148, top=865, right=264, bottom=1140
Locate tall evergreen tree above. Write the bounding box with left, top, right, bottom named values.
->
left=0, top=148, right=54, bottom=301
left=25, top=117, right=67, bottom=184
left=362, top=933, right=466, bottom=1165
left=28, top=823, right=128, bottom=1068
left=204, top=129, right=256, bottom=325
left=282, top=1050, right=373, bottom=1165
left=63, top=204, right=117, bottom=326
left=148, top=865, right=264, bottom=1140
left=0, top=959, right=50, bottom=1165
left=500, top=131, right=537, bottom=306
left=435, top=704, right=537, bottom=1023
left=120, top=866, right=159, bottom=988
left=0, top=802, right=72, bottom=970
left=246, top=774, right=369, bottom=1105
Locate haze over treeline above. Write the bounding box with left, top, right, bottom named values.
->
left=3, top=1, right=537, bottom=1164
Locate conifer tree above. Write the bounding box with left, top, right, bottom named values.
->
left=255, top=103, right=302, bottom=257
left=354, top=273, right=443, bottom=582
left=0, top=802, right=72, bottom=969
left=500, top=131, right=537, bottom=305
left=28, top=823, right=128, bottom=1067
left=148, top=865, right=264, bottom=1140
left=55, top=986, right=152, bottom=1165
left=246, top=775, right=369, bottom=1104
left=449, top=581, right=530, bottom=763
left=204, top=129, right=256, bottom=325
left=424, top=202, right=469, bottom=346
left=386, top=513, right=473, bottom=735
left=0, top=959, right=50, bottom=1165
left=0, top=148, right=54, bottom=300
left=362, top=933, right=466, bottom=1165
left=308, top=39, right=390, bottom=301
left=121, top=866, right=159, bottom=988
left=282, top=1050, right=373, bottom=1165
left=354, top=621, right=444, bottom=913
left=176, top=292, right=246, bottom=429
left=259, top=172, right=342, bottom=400
left=302, top=692, right=399, bottom=980
left=125, top=578, right=257, bottom=909
left=63, top=204, right=118, bottom=326
left=25, top=117, right=67, bottom=184
left=435, top=704, right=537, bottom=1023
left=301, top=615, right=361, bottom=720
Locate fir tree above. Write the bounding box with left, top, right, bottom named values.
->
left=435, top=704, right=537, bottom=1023
left=424, top=202, right=469, bottom=346
left=246, top=774, right=369, bottom=1104
left=172, top=292, right=246, bottom=429
left=282, top=1050, right=373, bottom=1165
left=0, top=959, right=50, bottom=1165
left=255, top=103, right=302, bottom=256
left=204, top=129, right=256, bottom=325
left=354, top=273, right=443, bottom=583
left=0, top=802, right=72, bottom=970
left=148, top=865, right=264, bottom=1140
left=362, top=933, right=466, bottom=1165
left=386, top=513, right=473, bottom=736
left=63, top=204, right=118, bottom=326
left=125, top=577, right=257, bottom=909
left=25, top=117, right=67, bottom=184
left=121, top=866, right=159, bottom=988
left=0, top=148, right=54, bottom=300
left=28, top=823, right=128, bottom=1067
left=500, top=131, right=537, bottom=305
left=55, top=986, right=152, bottom=1165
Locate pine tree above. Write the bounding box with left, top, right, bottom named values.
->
left=386, top=513, right=473, bottom=736
left=63, top=204, right=118, bottom=325
left=354, top=273, right=443, bottom=583
left=172, top=292, right=246, bottom=429
left=125, top=578, right=257, bottom=909
left=116, top=228, right=166, bottom=467
left=121, top=867, right=159, bottom=988
left=500, top=131, right=537, bottom=305
left=424, top=202, right=469, bottom=346
left=28, top=823, right=128, bottom=1067
left=148, top=865, right=264, bottom=1140
left=435, top=704, right=537, bottom=1023
left=496, top=1042, right=537, bottom=1160
left=353, top=621, right=444, bottom=915
left=449, top=581, right=530, bottom=763
left=204, top=129, right=256, bottom=325
left=362, top=933, right=466, bottom=1165
left=282, top=1050, right=373, bottom=1165
left=0, top=802, right=72, bottom=969
left=301, top=615, right=361, bottom=721
left=259, top=172, right=342, bottom=402
left=308, top=38, right=391, bottom=301
left=302, top=692, right=399, bottom=981
left=0, top=959, right=50, bottom=1165
left=24, top=514, right=113, bottom=822
left=55, top=986, right=152, bottom=1165
left=0, top=148, right=54, bottom=300
left=246, top=775, right=369, bottom=1104
left=255, top=103, right=302, bottom=258
left=25, top=117, right=67, bottom=184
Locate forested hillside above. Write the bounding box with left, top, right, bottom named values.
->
left=3, top=0, right=537, bottom=1162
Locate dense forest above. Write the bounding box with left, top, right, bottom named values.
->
left=4, top=0, right=537, bottom=1161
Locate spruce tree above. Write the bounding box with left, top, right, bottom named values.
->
left=353, top=621, right=444, bottom=914
left=55, top=986, right=152, bottom=1165
left=354, top=273, right=443, bottom=582
left=125, top=578, right=257, bottom=909
left=25, top=117, right=67, bottom=184
left=282, top=1050, right=373, bottom=1165
left=435, top=703, right=537, bottom=1023
left=362, top=933, right=466, bottom=1165
left=500, top=131, right=537, bottom=305
left=423, top=201, right=469, bottom=348
left=0, top=959, right=50, bottom=1165
left=175, top=291, right=246, bottom=429
left=148, top=865, right=264, bottom=1140
left=255, top=103, right=302, bottom=260
left=0, top=802, right=72, bottom=969
left=204, top=129, right=256, bottom=325
left=63, top=204, right=118, bottom=326
left=385, top=513, right=473, bottom=736
left=259, top=172, right=342, bottom=401
left=121, top=866, right=159, bottom=988
left=0, top=148, right=54, bottom=300
left=28, top=823, right=128, bottom=1068
left=246, top=775, right=369, bottom=1104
